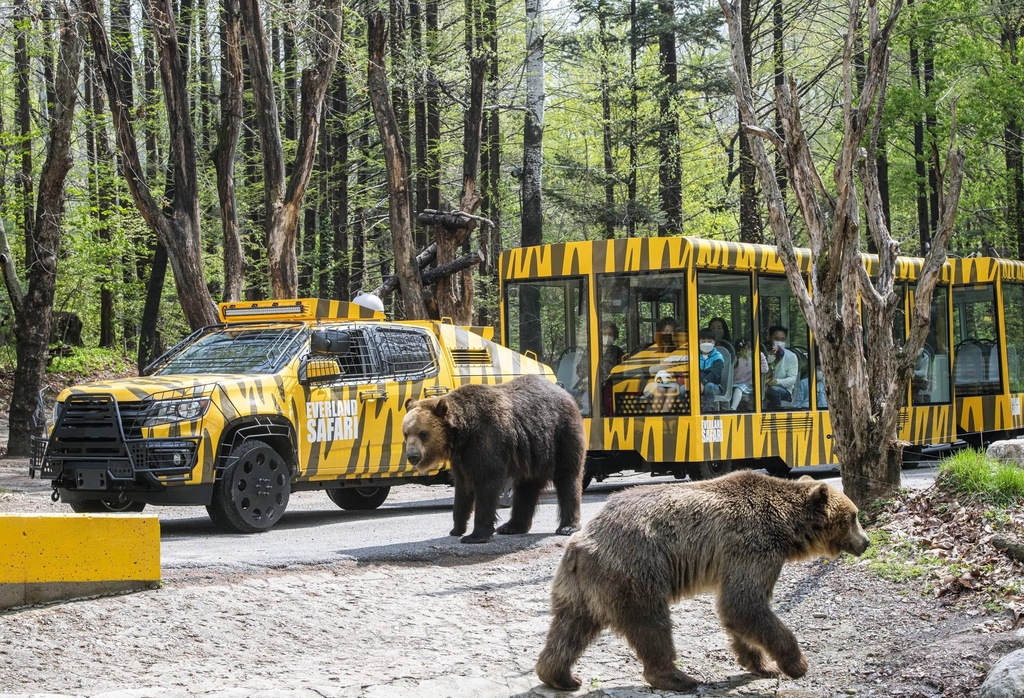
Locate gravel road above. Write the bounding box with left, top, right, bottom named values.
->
left=1, top=458, right=1021, bottom=698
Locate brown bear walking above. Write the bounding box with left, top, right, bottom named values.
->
left=402, top=374, right=586, bottom=544
left=535, top=471, right=870, bottom=691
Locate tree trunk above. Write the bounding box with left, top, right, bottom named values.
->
left=331, top=69, right=350, bottom=301
left=138, top=243, right=169, bottom=372
left=239, top=0, right=342, bottom=299
left=737, top=0, right=758, bottom=243
left=599, top=0, right=615, bottom=240
left=908, top=0, right=929, bottom=255
left=719, top=0, right=965, bottom=508
left=522, top=0, right=544, bottom=247
left=214, top=0, right=245, bottom=302
left=627, top=0, right=637, bottom=238
left=8, top=5, right=82, bottom=458
left=1003, top=17, right=1024, bottom=258
left=657, top=0, right=681, bottom=237
left=88, top=57, right=116, bottom=348
left=199, top=0, right=213, bottom=149
left=411, top=0, right=428, bottom=249
left=350, top=133, right=369, bottom=298
left=434, top=57, right=485, bottom=324
left=84, top=0, right=219, bottom=330
left=367, top=12, right=430, bottom=319
left=16, top=0, right=33, bottom=269
left=426, top=0, right=440, bottom=212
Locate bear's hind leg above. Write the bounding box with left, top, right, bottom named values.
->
left=552, top=425, right=585, bottom=535
left=536, top=605, right=603, bottom=690
left=462, top=475, right=502, bottom=543
left=497, top=479, right=543, bottom=535
left=615, top=602, right=698, bottom=691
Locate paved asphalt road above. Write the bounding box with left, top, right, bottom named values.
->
left=155, top=464, right=940, bottom=574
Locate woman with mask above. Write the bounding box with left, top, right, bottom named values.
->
left=764, top=325, right=798, bottom=409
left=708, top=317, right=731, bottom=344
left=697, top=328, right=725, bottom=412
left=599, top=322, right=625, bottom=380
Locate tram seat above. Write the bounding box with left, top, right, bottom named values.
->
left=716, top=340, right=736, bottom=366
left=954, top=341, right=984, bottom=387
left=987, top=343, right=1002, bottom=383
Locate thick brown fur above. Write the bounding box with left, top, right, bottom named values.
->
left=535, top=470, right=870, bottom=691
left=402, top=374, right=585, bottom=544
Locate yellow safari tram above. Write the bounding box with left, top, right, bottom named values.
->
left=499, top=237, right=958, bottom=483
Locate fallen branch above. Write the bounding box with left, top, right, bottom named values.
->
left=373, top=249, right=484, bottom=298
left=372, top=243, right=437, bottom=298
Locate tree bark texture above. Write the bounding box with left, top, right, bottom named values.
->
left=331, top=69, right=350, bottom=301
left=214, top=0, right=245, bottom=302
left=8, top=4, right=82, bottom=457
left=599, top=0, right=615, bottom=239
left=16, top=0, right=34, bottom=269
left=657, top=0, right=681, bottom=237
left=522, top=0, right=544, bottom=248
left=719, top=0, right=965, bottom=507
left=737, top=0, right=758, bottom=243
left=239, top=0, right=342, bottom=299
left=83, top=0, right=218, bottom=330
left=367, top=12, right=430, bottom=319
left=433, top=57, right=486, bottom=325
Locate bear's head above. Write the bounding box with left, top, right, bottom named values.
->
left=800, top=478, right=870, bottom=560
left=402, top=396, right=453, bottom=474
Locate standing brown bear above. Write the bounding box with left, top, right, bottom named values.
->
left=536, top=471, right=870, bottom=691
left=402, top=374, right=585, bottom=544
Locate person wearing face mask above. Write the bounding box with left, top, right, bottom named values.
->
left=697, top=328, right=725, bottom=412
left=708, top=317, right=731, bottom=344
left=764, top=325, right=798, bottom=410
left=815, top=358, right=827, bottom=408
left=599, top=322, right=625, bottom=380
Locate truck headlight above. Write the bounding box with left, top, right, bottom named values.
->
left=143, top=397, right=212, bottom=427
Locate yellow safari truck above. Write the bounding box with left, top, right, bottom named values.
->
left=30, top=298, right=551, bottom=533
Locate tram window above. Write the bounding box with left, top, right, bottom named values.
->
left=910, top=285, right=951, bottom=405
left=505, top=279, right=591, bottom=416
left=1003, top=284, right=1024, bottom=393
left=758, top=274, right=812, bottom=412
left=698, top=272, right=753, bottom=413
left=597, top=272, right=689, bottom=418
left=952, top=284, right=1001, bottom=397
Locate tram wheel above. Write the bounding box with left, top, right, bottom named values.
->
left=688, top=459, right=732, bottom=481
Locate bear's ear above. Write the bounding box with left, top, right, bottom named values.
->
left=797, top=475, right=814, bottom=482
left=430, top=397, right=449, bottom=420
left=809, top=483, right=830, bottom=510
left=404, top=397, right=417, bottom=411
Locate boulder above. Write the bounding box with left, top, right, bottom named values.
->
left=986, top=440, right=1024, bottom=467
left=981, top=648, right=1024, bottom=698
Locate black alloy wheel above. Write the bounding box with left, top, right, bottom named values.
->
left=327, top=485, right=391, bottom=510
left=207, top=439, right=291, bottom=533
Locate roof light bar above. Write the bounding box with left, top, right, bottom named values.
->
left=222, top=302, right=305, bottom=317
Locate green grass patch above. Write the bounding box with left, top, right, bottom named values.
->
left=45, top=348, right=134, bottom=379
left=860, top=529, right=932, bottom=585
left=938, top=448, right=1024, bottom=506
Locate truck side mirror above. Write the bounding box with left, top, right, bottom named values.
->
left=311, top=328, right=351, bottom=356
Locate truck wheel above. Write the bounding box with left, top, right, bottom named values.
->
left=327, top=486, right=390, bottom=510
left=69, top=499, right=147, bottom=513
left=688, top=459, right=732, bottom=481
left=582, top=474, right=593, bottom=491
left=207, top=439, right=291, bottom=533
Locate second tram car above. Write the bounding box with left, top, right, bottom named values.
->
left=499, top=237, right=956, bottom=482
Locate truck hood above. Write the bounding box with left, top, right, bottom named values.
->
left=57, top=374, right=287, bottom=404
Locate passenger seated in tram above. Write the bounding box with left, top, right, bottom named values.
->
left=697, top=328, right=725, bottom=412
left=764, top=325, right=799, bottom=410
left=599, top=322, right=625, bottom=380
left=730, top=338, right=767, bottom=410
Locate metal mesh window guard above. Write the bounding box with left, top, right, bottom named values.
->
left=153, top=325, right=305, bottom=375
left=377, top=327, right=439, bottom=380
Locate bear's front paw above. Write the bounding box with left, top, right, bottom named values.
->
left=449, top=526, right=467, bottom=537
left=644, top=668, right=699, bottom=692
left=497, top=522, right=529, bottom=535
left=745, top=658, right=781, bottom=678
left=537, top=671, right=582, bottom=691
left=555, top=524, right=579, bottom=536
left=461, top=532, right=493, bottom=544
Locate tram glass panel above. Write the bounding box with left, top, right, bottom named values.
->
left=505, top=278, right=591, bottom=415
left=910, top=285, right=952, bottom=405
left=758, top=275, right=812, bottom=411
left=597, top=272, right=689, bottom=417
left=952, top=284, right=1001, bottom=396
left=1003, top=283, right=1024, bottom=393
left=697, top=272, right=753, bottom=413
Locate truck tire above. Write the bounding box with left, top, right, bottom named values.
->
left=687, top=459, right=732, bottom=481
left=69, top=499, right=147, bottom=513
left=327, top=486, right=390, bottom=510
left=207, top=439, right=291, bottom=533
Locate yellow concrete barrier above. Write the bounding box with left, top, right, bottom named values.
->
left=0, top=514, right=160, bottom=609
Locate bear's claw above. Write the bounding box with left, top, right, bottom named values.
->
left=496, top=522, right=528, bottom=535
left=555, top=524, right=579, bottom=536
left=644, top=668, right=699, bottom=692
left=461, top=533, right=493, bottom=544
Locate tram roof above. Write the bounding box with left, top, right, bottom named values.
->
left=499, top=236, right=943, bottom=281
left=951, top=256, right=1024, bottom=285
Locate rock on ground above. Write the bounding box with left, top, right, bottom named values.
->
left=980, top=647, right=1024, bottom=698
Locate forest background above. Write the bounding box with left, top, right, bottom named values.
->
left=0, top=0, right=1021, bottom=455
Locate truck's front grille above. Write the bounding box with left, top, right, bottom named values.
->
left=48, top=395, right=134, bottom=459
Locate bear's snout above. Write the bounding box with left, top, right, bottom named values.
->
left=407, top=452, right=421, bottom=466
left=850, top=534, right=870, bottom=556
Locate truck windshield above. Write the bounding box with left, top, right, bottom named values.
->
left=152, top=327, right=305, bottom=375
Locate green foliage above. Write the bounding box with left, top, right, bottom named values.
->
left=938, top=448, right=1024, bottom=505
left=0, top=347, right=133, bottom=381
left=861, top=529, right=932, bottom=584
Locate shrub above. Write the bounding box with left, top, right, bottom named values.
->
left=937, top=448, right=1024, bottom=506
